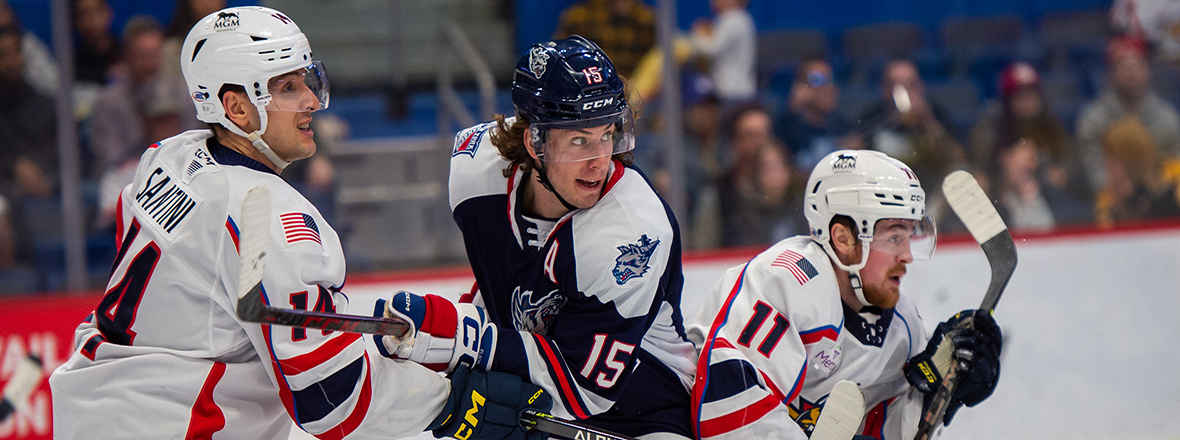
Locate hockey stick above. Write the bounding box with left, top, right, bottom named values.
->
left=0, top=354, right=43, bottom=421
left=913, top=171, right=1017, bottom=440
left=234, top=187, right=635, bottom=440
left=811, top=380, right=865, bottom=440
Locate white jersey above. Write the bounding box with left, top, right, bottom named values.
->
left=686, top=236, right=930, bottom=440
left=50, top=130, right=449, bottom=439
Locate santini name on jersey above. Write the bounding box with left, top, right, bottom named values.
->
left=134, top=164, right=202, bottom=240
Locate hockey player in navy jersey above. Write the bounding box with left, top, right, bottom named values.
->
left=375, top=36, right=698, bottom=439
left=687, top=150, right=1002, bottom=440
left=49, top=7, right=549, bottom=439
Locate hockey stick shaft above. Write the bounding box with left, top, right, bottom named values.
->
left=914, top=171, right=1017, bottom=440
left=811, top=380, right=865, bottom=440
left=234, top=187, right=632, bottom=440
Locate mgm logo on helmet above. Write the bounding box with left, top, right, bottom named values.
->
left=832, top=154, right=856, bottom=172
left=213, top=12, right=239, bottom=32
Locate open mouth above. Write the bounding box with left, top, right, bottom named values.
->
left=297, top=119, right=313, bottom=135
left=576, top=179, right=601, bottom=189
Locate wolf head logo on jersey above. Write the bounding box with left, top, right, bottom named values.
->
left=529, top=46, right=549, bottom=79
left=511, top=287, right=565, bottom=335
left=613, top=235, right=660, bottom=285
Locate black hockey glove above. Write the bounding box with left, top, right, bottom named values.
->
left=902, top=309, right=1002, bottom=426
left=428, top=363, right=552, bottom=440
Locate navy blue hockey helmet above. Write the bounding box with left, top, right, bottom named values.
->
left=511, top=35, right=635, bottom=163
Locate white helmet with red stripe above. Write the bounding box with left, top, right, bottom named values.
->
left=804, top=150, right=936, bottom=305
left=181, top=6, right=329, bottom=170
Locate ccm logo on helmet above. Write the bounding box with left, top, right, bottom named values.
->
left=583, top=97, right=614, bottom=111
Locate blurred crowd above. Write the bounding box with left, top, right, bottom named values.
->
left=0, top=0, right=338, bottom=292
left=562, top=0, right=1180, bottom=251
left=2, top=0, right=1180, bottom=293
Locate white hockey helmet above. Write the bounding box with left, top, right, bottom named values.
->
left=180, top=6, right=328, bottom=169
left=804, top=150, right=936, bottom=305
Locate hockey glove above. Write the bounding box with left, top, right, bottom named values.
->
left=374, top=291, right=497, bottom=373
left=428, top=364, right=552, bottom=440
left=903, top=309, right=1002, bottom=426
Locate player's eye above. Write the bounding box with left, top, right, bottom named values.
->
left=600, top=132, right=612, bottom=143
left=571, top=137, right=587, bottom=147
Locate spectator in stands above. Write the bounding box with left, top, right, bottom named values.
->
left=633, top=73, right=726, bottom=249
left=554, top=0, right=655, bottom=77
left=776, top=57, right=862, bottom=174
left=0, top=0, right=57, bottom=97
left=719, top=103, right=803, bottom=246
left=1095, top=116, right=1180, bottom=226
left=858, top=58, right=966, bottom=188
left=72, top=0, right=117, bottom=85
left=162, top=0, right=225, bottom=83
left=90, top=16, right=197, bottom=231
left=970, top=62, right=1092, bottom=226
left=1076, top=36, right=1180, bottom=195
left=0, top=27, right=55, bottom=271
left=0, top=27, right=56, bottom=200
left=688, top=0, right=756, bottom=106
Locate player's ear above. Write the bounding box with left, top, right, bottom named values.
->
left=222, top=90, right=259, bottom=133
left=522, top=125, right=539, bottom=161
left=830, top=222, right=861, bottom=265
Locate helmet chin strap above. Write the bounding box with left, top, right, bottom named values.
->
left=532, top=159, right=579, bottom=212
left=821, top=240, right=874, bottom=308
left=219, top=103, right=291, bottom=171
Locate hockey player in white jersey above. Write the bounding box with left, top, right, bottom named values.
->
left=687, top=150, right=1002, bottom=440
left=373, top=36, right=699, bottom=439
left=49, top=7, right=550, bottom=439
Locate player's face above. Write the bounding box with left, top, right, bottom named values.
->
left=534, top=123, right=615, bottom=212
left=859, top=219, right=916, bottom=309
left=261, top=70, right=320, bottom=162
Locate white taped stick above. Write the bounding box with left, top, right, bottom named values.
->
left=942, top=170, right=1006, bottom=244
left=812, top=380, right=866, bottom=440
left=237, top=186, right=271, bottom=301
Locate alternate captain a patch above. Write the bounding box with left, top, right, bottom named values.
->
left=613, top=234, right=659, bottom=285
left=452, top=123, right=491, bottom=158
left=772, top=249, right=819, bottom=284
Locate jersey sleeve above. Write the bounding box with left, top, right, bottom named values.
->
left=226, top=182, right=449, bottom=439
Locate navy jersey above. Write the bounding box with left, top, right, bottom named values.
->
left=449, top=121, right=698, bottom=437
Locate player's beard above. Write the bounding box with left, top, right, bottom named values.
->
left=861, top=268, right=903, bottom=309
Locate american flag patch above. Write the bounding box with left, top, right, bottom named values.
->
left=281, top=212, right=321, bottom=245
left=772, top=249, right=819, bottom=284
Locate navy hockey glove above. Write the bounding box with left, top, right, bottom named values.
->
left=903, top=309, right=1002, bottom=426
left=428, top=364, right=552, bottom=440
left=374, top=291, right=496, bottom=372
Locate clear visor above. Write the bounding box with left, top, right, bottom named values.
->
left=265, top=60, right=330, bottom=113
left=530, top=108, right=635, bottom=163
left=869, top=216, right=937, bottom=260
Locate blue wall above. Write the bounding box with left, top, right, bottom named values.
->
left=516, top=0, right=1113, bottom=56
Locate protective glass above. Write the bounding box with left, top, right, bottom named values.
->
left=870, top=216, right=937, bottom=260
left=266, top=60, right=330, bottom=113
left=530, top=108, right=635, bottom=163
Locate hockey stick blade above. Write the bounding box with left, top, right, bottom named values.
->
left=232, top=187, right=604, bottom=439
left=914, top=171, right=1018, bottom=440
left=521, top=410, right=635, bottom=440
left=0, top=354, right=43, bottom=421
left=811, top=380, right=865, bottom=440
left=941, top=170, right=1018, bottom=312
left=234, top=186, right=411, bottom=337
